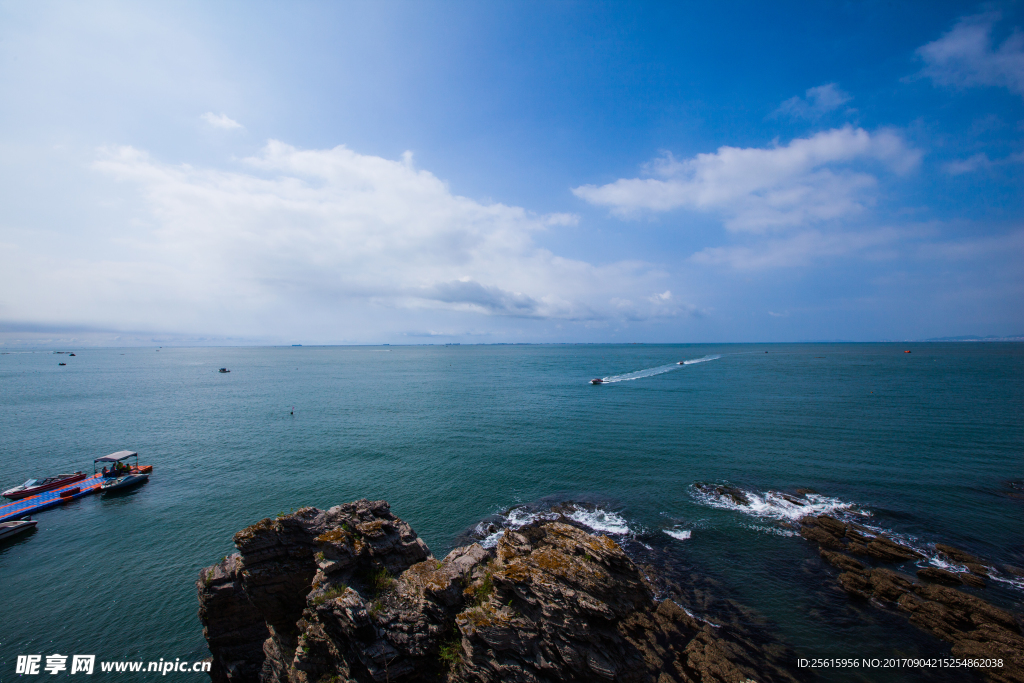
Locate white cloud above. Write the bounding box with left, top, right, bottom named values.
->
left=689, top=228, right=903, bottom=270
left=0, top=141, right=687, bottom=336
left=572, top=126, right=920, bottom=232
left=917, top=12, right=1024, bottom=96
left=774, top=83, right=852, bottom=119
left=943, top=153, right=991, bottom=175
left=943, top=151, right=1024, bottom=175
left=201, top=112, right=243, bottom=129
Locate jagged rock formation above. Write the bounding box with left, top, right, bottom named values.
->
left=688, top=483, right=1024, bottom=683
left=198, top=500, right=798, bottom=683
left=801, top=515, right=1024, bottom=683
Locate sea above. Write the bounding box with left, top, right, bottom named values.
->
left=1, top=343, right=1021, bottom=682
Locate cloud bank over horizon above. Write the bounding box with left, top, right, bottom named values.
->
left=0, top=141, right=688, bottom=343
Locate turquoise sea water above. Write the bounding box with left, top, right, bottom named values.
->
left=1, top=343, right=1022, bottom=681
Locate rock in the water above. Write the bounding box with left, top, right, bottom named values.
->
left=791, top=497, right=1022, bottom=682
left=837, top=571, right=872, bottom=600
left=868, top=568, right=916, bottom=602
left=917, top=566, right=963, bottom=586
left=815, top=515, right=847, bottom=537
left=960, top=572, right=986, bottom=589
left=819, top=549, right=866, bottom=574
left=935, top=543, right=982, bottom=565
left=693, top=482, right=750, bottom=507
left=799, top=523, right=845, bottom=550
left=899, top=584, right=1024, bottom=681
left=965, top=562, right=990, bottom=577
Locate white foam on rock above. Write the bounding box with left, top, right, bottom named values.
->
left=691, top=485, right=854, bottom=522
left=475, top=504, right=632, bottom=548
left=989, top=573, right=1024, bottom=592
left=564, top=508, right=631, bottom=535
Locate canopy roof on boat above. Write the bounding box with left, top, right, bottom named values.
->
left=94, top=450, right=138, bottom=463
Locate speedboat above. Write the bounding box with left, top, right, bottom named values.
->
left=95, top=451, right=152, bottom=493
left=590, top=378, right=605, bottom=385
left=3, top=472, right=86, bottom=500
left=100, top=473, right=149, bottom=492
left=218, top=368, right=230, bottom=373
left=0, top=519, right=38, bottom=541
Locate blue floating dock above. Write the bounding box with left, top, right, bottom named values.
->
left=0, top=474, right=104, bottom=522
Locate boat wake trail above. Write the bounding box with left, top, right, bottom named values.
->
left=595, top=355, right=721, bottom=384
left=680, top=354, right=722, bottom=365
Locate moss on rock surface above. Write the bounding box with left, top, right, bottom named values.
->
left=199, top=500, right=810, bottom=683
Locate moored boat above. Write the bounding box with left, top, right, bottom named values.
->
left=3, top=472, right=86, bottom=500
left=0, top=519, right=38, bottom=541
left=100, top=473, right=149, bottom=492
left=95, top=451, right=152, bottom=493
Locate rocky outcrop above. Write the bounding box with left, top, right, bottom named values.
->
left=197, top=501, right=431, bottom=683
left=198, top=554, right=270, bottom=682
left=199, top=500, right=800, bottom=683
left=800, top=515, right=924, bottom=563
left=798, top=515, right=1023, bottom=682
left=688, top=484, right=1023, bottom=683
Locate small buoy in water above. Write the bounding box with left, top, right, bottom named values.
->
left=290, top=406, right=295, bottom=415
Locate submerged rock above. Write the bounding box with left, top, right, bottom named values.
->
left=935, top=543, right=982, bottom=565
left=198, top=500, right=800, bottom=683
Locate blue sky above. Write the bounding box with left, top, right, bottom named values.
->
left=1, top=1, right=1021, bottom=344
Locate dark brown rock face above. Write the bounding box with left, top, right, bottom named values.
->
left=199, top=500, right=799, bottom=683
left=454, top=522, right=787, bottom=683
left=794, top=515, right=1024, bottom=683
left=198, top=501, right=430, bottom=683
left=198, top=554, right=271, bottom=683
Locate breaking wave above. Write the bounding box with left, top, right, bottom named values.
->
left=469, top=502, right=634, bottom=549
left=690, top=483, right=858, bottom=523
left=663, top=527, right=692, bottom=541
left=690, top=483, right=1024, bottom=594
